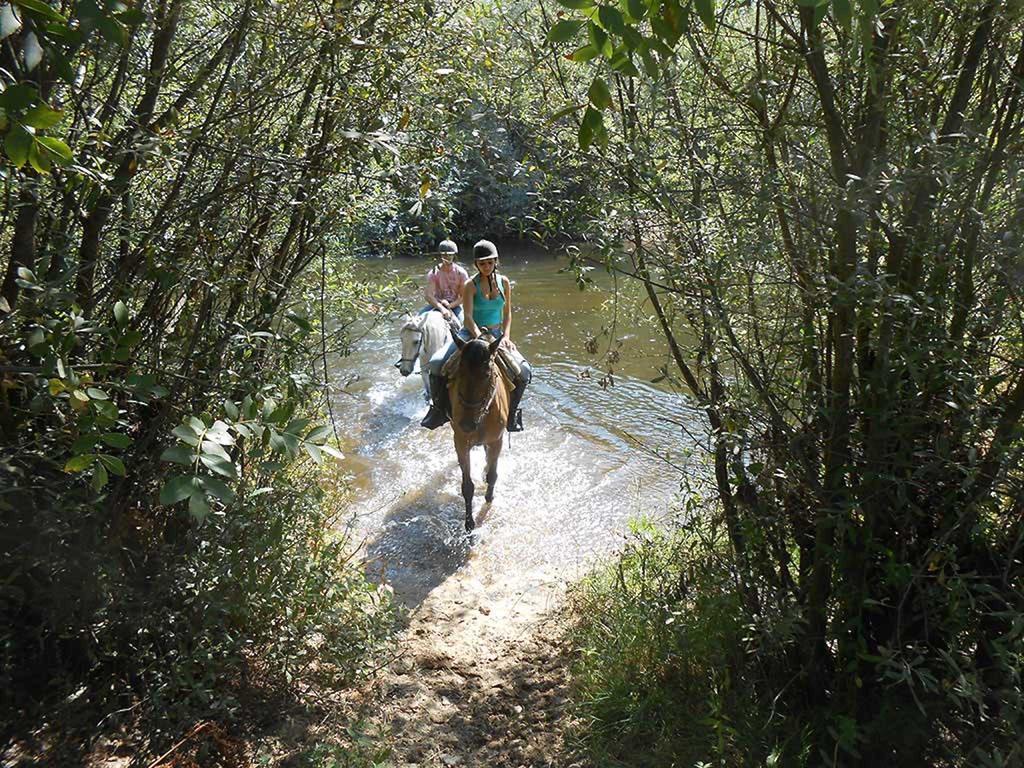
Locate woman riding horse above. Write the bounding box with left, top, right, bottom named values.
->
left=421, top=240, right=532, bottom=432
left=421, top=239, right=468, bottom=322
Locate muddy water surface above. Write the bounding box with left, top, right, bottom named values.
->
left=329, top=242, right=704, bottom=609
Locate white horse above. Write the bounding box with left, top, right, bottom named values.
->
left=396, top=310, right=460, bottom=400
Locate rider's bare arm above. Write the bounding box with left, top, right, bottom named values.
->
left=424, top=277, right=440, bottom=309
left=462, top=279, right=479, bottom=337
left=500, top=276, right=512, bottom=342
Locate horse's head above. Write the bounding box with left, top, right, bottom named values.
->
left=395, top=314, right=424, bottom=377
left=452, top=334, right=501, bottom=433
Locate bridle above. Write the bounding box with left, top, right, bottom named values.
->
left=457, top=366, right=497, bottom=423
left=394, top=322, right=423, bottom=370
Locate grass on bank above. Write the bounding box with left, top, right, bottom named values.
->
left=566, top=515, right=810, bottom=768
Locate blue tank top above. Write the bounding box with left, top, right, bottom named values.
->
left=473, top=275, right=505, bottom=329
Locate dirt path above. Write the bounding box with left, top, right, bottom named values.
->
left=369, top=554, right=586, bottom=768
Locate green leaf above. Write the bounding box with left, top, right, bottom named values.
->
left=304, top=442, right=323, bottom=465
left=200, top=453, right=237, bottom=479
left=261, top=398, right=277, bottom=420
left=23, top=104, right=61, bottom=130
left=198, top=475, right=234, bottom=503
left=598, top=5, right=625, bottom=34
left=610, top=49, right=640, bottom=76
left=188, top=491, right=210, bottom=522
left=115, top=6, right=146, bottom=25
left=0, top=84, right=37, bottom=111
left=160, top=445, right=194, bottom=465
left=651, top=15, right=680, bottom=46
left=284, top=417, right=311, bottom=435
left=833, top=0, right=852, bottom=30
left=304, top=424, right=333, bottom=444
left=100, top=432, right=131, bottom=449
left=320, top=444, right=344, bottom=460
left=13, top=0, right=65, bottom=23
left=5, top=124, right=32, bottom=168
left=71, top=435, right=98, bottom=453
left=812, top=1, right=829, bottom=26
left=160, top=474, right=196, bottom=505
left=113, top=300, right=128, bottom=327
left=187, top=416, right=206, bottom=434
left=34, top=136, right=70, bottom=162
left=556, top=0, right=594, bottom=7
left=625, top=0, right=647, bottom=21
left=204, top=423, right=235, bottom=445
left=579, top=105, right=604, bottom=151
left=588, top=22, right=612, bottom=57
left=97, top=16, right=127, bottom=45
left=547, top=19, right=583, bottom=44
left=568, top=44, right=599, bottom=62
left=64, top=454, right=95, bottom=472
left=588, top=77, right=613, bottom=110
left=201, top=439, right=230, bottom=459
left=640, top=47, right=660, bottom=78
left=694, top=0, right=716, bottom=29
left=171, top=424, right=199, bottom=446
left=28, top=141, right=52, bottom=174
left=86, top=387, right=108, bottom=400
left=91, top=462, right=108, bottom=491
left=98, top=454, right=126, bottom=476
left=223, top=399, right=239, bottom=420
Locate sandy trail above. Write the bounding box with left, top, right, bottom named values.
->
left=367, top=532, right=587, bottom=768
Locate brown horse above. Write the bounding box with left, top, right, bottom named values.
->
left=449, top=334, right=510, bottom=531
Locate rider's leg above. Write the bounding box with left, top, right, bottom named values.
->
left=420, top=336, right=459, bottom=429
left=506, top=356, right=531, bottom=433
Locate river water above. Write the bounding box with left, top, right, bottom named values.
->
left=329, top=242, right=705, bottom=608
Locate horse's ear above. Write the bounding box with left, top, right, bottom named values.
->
left=453, top=333, right=467, bottom=350
left=488, top=336, right=501, bottom=357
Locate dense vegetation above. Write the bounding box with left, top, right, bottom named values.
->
left=548, top=0, right=1024, bottom=765
left=1, top=0, right=1021, bottom=765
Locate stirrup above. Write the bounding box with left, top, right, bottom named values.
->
left=506, top=408, right=523, bottom=433
left=420, top=405, right=449, bottom=430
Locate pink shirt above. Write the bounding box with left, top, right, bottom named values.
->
left=428, top=263, right=469, bottom=304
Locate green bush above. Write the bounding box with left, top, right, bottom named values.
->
left=568, top=515, right=781, bottom=768
left=1, top=451, right=396, bottom=756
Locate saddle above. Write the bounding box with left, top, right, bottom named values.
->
left=442, top=332, right=520, bottom=388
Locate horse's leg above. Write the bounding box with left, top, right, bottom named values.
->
left=455, top=435, right=474, bottom=530
left=484, top=438, right=502, bottom=503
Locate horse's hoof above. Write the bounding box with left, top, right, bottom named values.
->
left=485, top=491, right=494, bottom=503
left=465, top=516, right=475, bottom=532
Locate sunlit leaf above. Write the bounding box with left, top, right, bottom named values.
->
left=23, top=103, right=61, bottom=129
left=588, top=77, right=613, bottom=110
left=64, top=454, right=95, bottom=472
left=200, top=453, right=236, bottom=479
left=568, top=44, right=599, bottom=62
